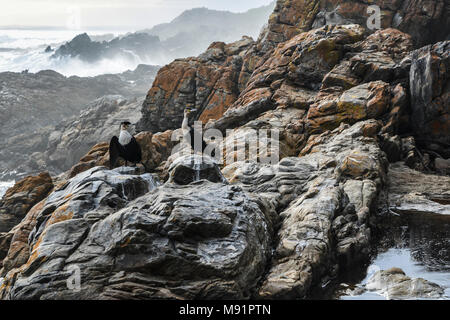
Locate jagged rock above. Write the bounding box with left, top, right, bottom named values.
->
left=267, top=0, right=449, bottom=48
left=0, top=199, right=47, bottom=274
left=53, top=33, right=162, bottom=63
left=0, top=167, right=272, bottom=300
left=208, top=24, right=366, bottom=133
left=366, top=268, right=445, bottom=299
left=0, top=172, right=53, bottom=233
left=137, top=37, right=255, bottom=133
left=409, top=41, right=450, bottom=158
left=224, top=120, right=386, bottom=298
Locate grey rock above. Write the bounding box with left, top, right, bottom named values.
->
left=0, top=167, right=272, bottom=300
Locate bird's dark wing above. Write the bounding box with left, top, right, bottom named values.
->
left=133, top=136, right=142, bottom=163
left=123, top=137, right=142, bottom=163
left=189, top=126, right=209, bottom=154
left=109, top=136, right=123, bottom=169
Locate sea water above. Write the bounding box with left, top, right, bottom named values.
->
left=0, top=180, right=14, bottom=200
left=338, top=213, right=450, bottom=300
left=0, top=28, right=146, bottom=76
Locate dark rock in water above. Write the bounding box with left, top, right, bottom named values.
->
left=52, top=33, right=104, bottom=62
left=52, top=32, right=162, bottom=63
left=168, top=155, right=227, bottom=185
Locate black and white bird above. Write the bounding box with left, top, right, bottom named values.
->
left=181, top=108, right=214, bottom=156
left=109, top=121, right=142, bottom=169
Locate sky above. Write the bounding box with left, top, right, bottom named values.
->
left=0, top=0, right=275, bottom=30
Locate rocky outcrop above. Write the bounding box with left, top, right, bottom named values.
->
left=1, top=0, right=449, bottom=301
left=0, top=173, right=53, bottom=271
left=167, top=155, right=227, bottom=185
left=53, top=33, right=161, bottom=63
left=409, top=41, right=449, bottom=158
left=267, top=0, right=449, bottom=47
left=137, top=37, right=255, bottom=133
left=0, top=161, right=273, bottom=300
left=223, top=120, right=387, bottom=298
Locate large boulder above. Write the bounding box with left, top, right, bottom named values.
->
left=0, top=167, right=272, bottom=299
left=167, top=155, right=227, bottom=185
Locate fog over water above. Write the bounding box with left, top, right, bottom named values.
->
left=0, top=29, right=150, bottom=76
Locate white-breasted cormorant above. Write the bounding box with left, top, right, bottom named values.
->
left=109, top=121, right=142, bottom=169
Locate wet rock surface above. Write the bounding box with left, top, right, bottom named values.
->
left=0, top=165, right=271, bottom=299
left=168, top=155, right=227, bottom=185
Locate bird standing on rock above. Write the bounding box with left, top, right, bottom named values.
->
left=109, top=121, right=142, bottom=169
left=181, top=108, right=213, bottom=156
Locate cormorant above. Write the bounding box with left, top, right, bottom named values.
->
left=182, top=108, right=214, bottom=156
left=109, top=121, right=142, bottom=169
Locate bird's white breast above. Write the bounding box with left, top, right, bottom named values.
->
left=119, top=130, right=132, bottom=145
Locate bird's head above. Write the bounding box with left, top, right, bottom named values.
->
left=120, top=121, right=132, bottom=132
left=183, top=108, right=197, bottom=119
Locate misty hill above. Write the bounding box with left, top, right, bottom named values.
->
left=52, top=2, right=275, bottom=65
left=143, top=3, right=275, bottom=41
